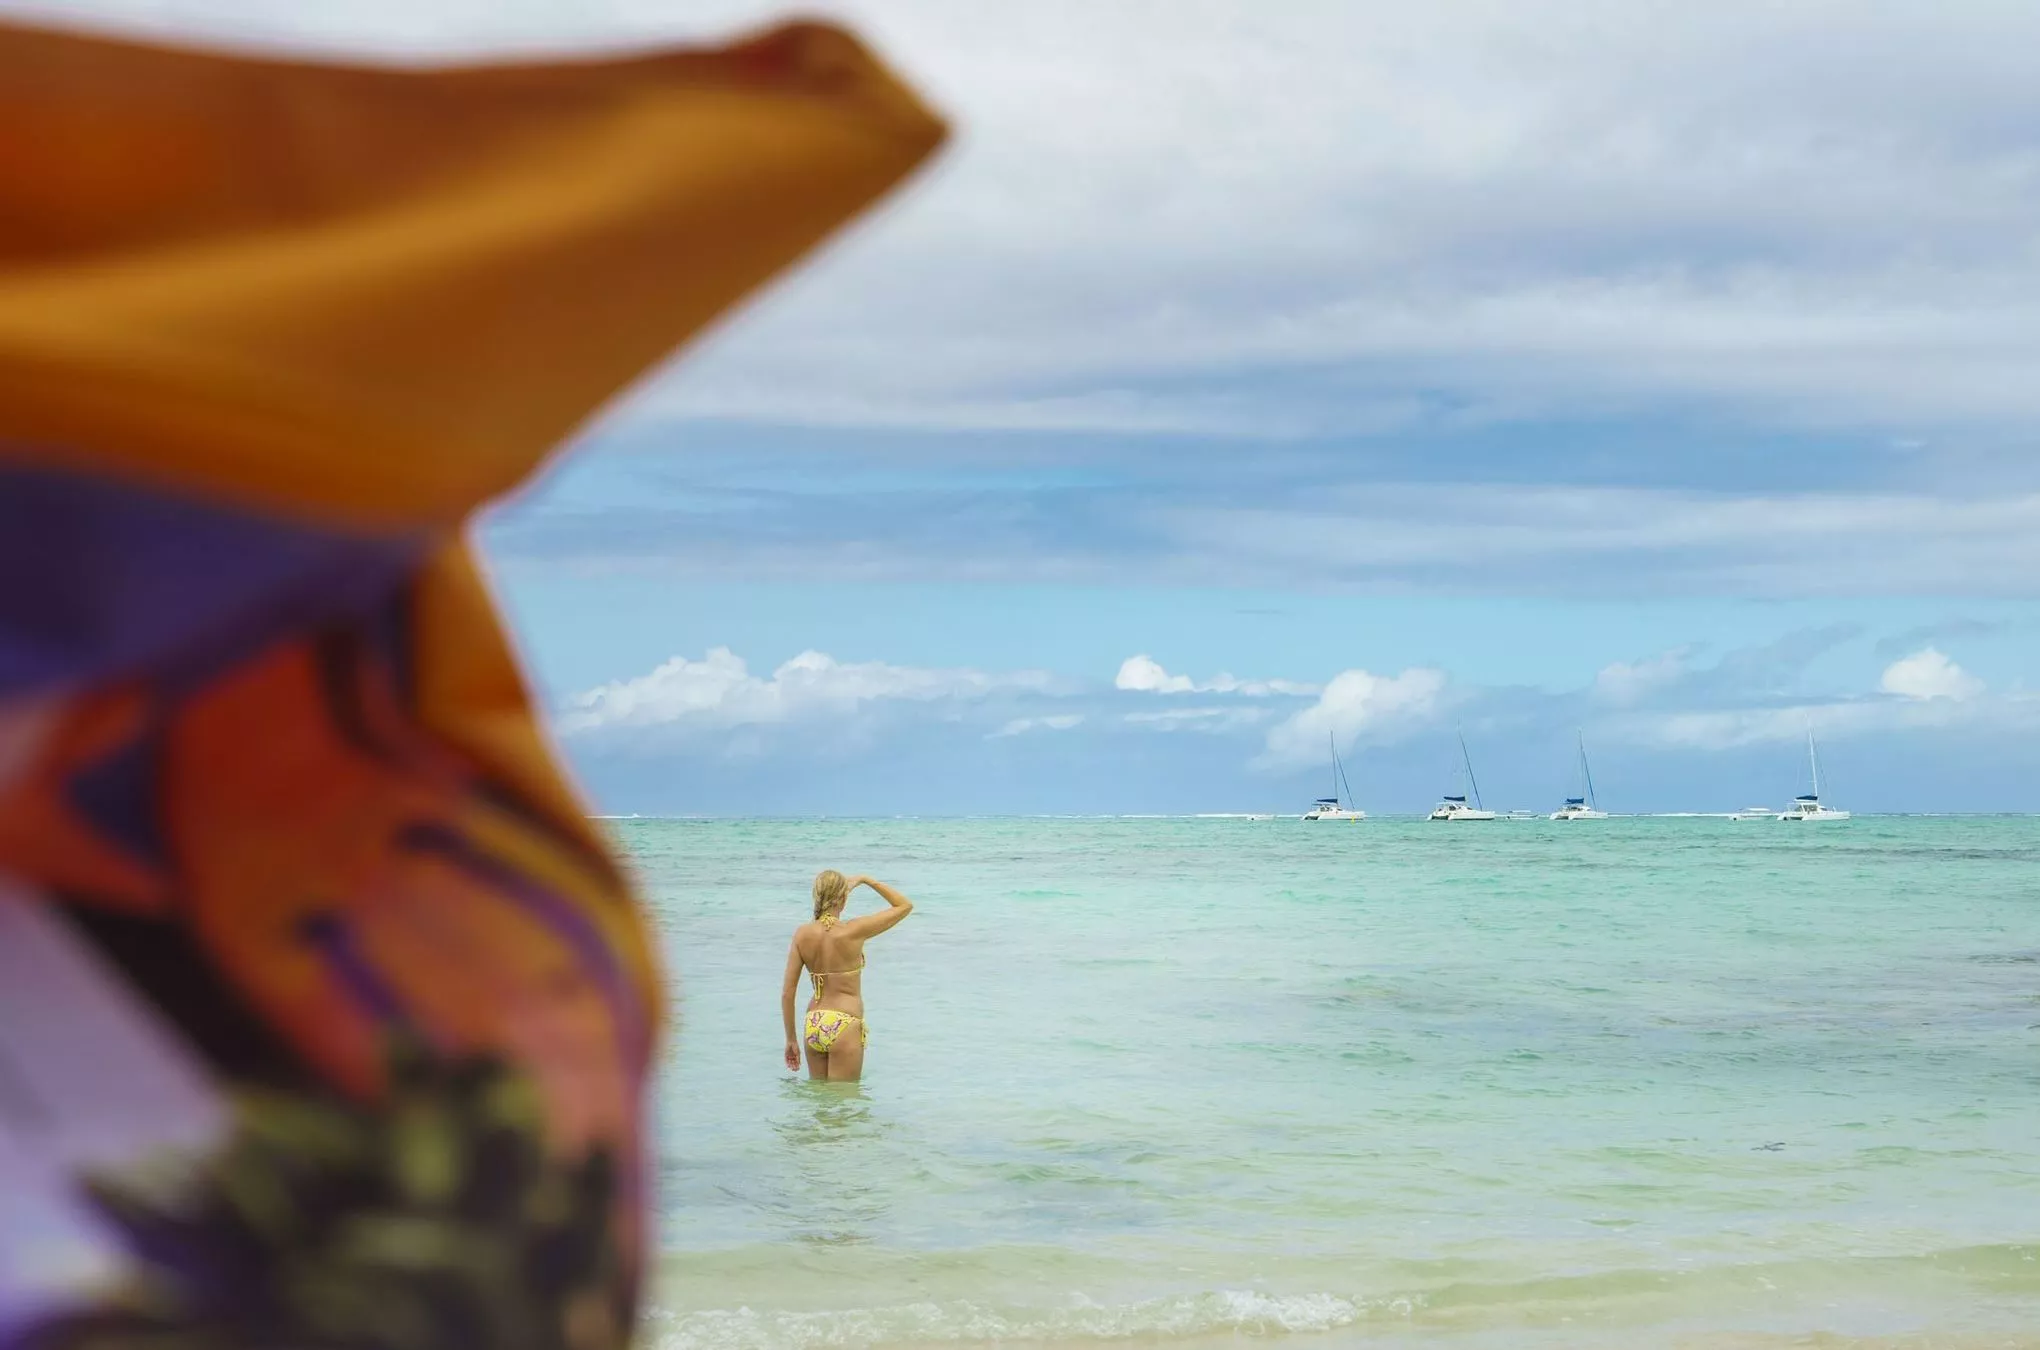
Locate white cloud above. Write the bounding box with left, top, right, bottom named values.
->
left=1163, top=487, right=2040, bottom=596
left=1257, top=667, right=1448, bottom=769
left=1879, top=647, right=1983, bottom=701
left=1638, top=699, right=1973, bottom=751
left=559, top=647, right=1054, bottom=734
left=1123, top=706, right=1273, bottom=732
left=1114, top=655, right=1194, bottom=694
left=1114, top=654, right=1318, bottom=697
left=500, top=482, right=2040, bottom=599
left=988, top=713, right=1084, bottom=739
left=1620, top=649, right=1997, bottom=749
left=1594, top=648, right=1694, bottom=705
left=605, top=2, right=2040, bottom=441
left=52, top=0, right=2040, bottom=440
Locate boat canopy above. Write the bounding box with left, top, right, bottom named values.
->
left=1314, top=797, right=1339, bottom=805
left=1794, top=794, right=1819, bottom=802
left=1564, top=797, right=1585, bottom=805
left=1442, top=795, right=1466, bottom=803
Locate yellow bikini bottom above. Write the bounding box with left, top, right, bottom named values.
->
left=804, top=1007, right=867, bottom=1053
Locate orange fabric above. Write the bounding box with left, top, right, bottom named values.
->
left=0, top=18, right=943, bottom=1344
left=0, top=19, right=945, bottom=527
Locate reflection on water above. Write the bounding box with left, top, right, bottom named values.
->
left=770, top=1080, right=889, bottom=1245
left=774, top=1078, right=872, bottom=1137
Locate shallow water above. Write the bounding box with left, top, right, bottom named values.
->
left=623, top=816, right=2040, bottom=1347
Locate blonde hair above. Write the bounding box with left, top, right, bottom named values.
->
left=812, top=869, right=849, bottom=919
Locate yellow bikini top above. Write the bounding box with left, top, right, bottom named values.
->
left=812, top=911, right=864, bottom=996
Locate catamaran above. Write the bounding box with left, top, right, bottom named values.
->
left=1302, top=732, right=1365, bottom=820
left=1778, top=730, right=1849, bottom=821
left=1430, top=733, right=1497, bottom=821
left=1550, top=731, right=1609, bottom=820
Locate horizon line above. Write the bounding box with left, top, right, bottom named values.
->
left=586, top=810, right=2028, bottom=822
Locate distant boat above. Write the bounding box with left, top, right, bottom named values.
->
left=1729, top=806, right=1775, bottom=821
left=1431, top=795, right=1494, bottom=821
left=1778, top=730, right=1849, bottom=822
left=1302, top=732, right=1365, bottom=820
left=1551, top=731, right=1609, bottom=820
left=1430, top=733, right=1497, bottom=821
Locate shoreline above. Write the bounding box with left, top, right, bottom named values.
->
left=645, top=1238, right=2040, bottom=1350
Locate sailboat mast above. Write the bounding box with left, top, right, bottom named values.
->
left=1579, top=730, right=1598, bottom=810
left=1330, top=732, right=1339, bottom=804
left=1459, top=732, right=1484, bottom=811
left=1808, top=730, right=1821, bottom=801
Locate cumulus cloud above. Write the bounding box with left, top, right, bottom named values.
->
left=1114, top=655, right=1194, bottom=694
left=1257, top=667, right=1448, bottom=769
left=1879, top=647, right=1983, bottom=701
left=1114, top=654, right=1318, bottom=697
left=559, top=647, right=1055, bottom=735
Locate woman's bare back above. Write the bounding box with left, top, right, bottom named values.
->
left=797, top=921, right=867, bottom=1015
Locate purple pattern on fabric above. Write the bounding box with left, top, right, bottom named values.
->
left=297, top=913, right=409, bottom=1027
left=388, top=820, right=652, bottom=1233
left=0, top=458, right=425, bottom=697
left=391, top=822, right=646, bottom=1066
left=66, top=724, right=168, bottom=868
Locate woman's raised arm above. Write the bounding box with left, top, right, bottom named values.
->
left=841, top=875, right=914, bottom=939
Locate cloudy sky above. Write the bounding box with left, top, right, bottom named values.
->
left=25, top=0, right=2040, bottom=813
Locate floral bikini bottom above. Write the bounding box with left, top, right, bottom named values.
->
left=803, top=1008, right=868, bottom=1053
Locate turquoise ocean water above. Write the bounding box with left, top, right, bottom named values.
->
left=624, top=817, right=2040, bottom=1348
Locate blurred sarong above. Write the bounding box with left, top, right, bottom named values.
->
left=0, top=19, right=942, bottom=1350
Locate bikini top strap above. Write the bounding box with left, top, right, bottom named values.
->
left=810, top=951, right=865, bottom=996
left=808, top=912, right=864, bottom=995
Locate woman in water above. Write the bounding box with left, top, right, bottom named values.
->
left=782, top=870, right=915, bottom=1081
